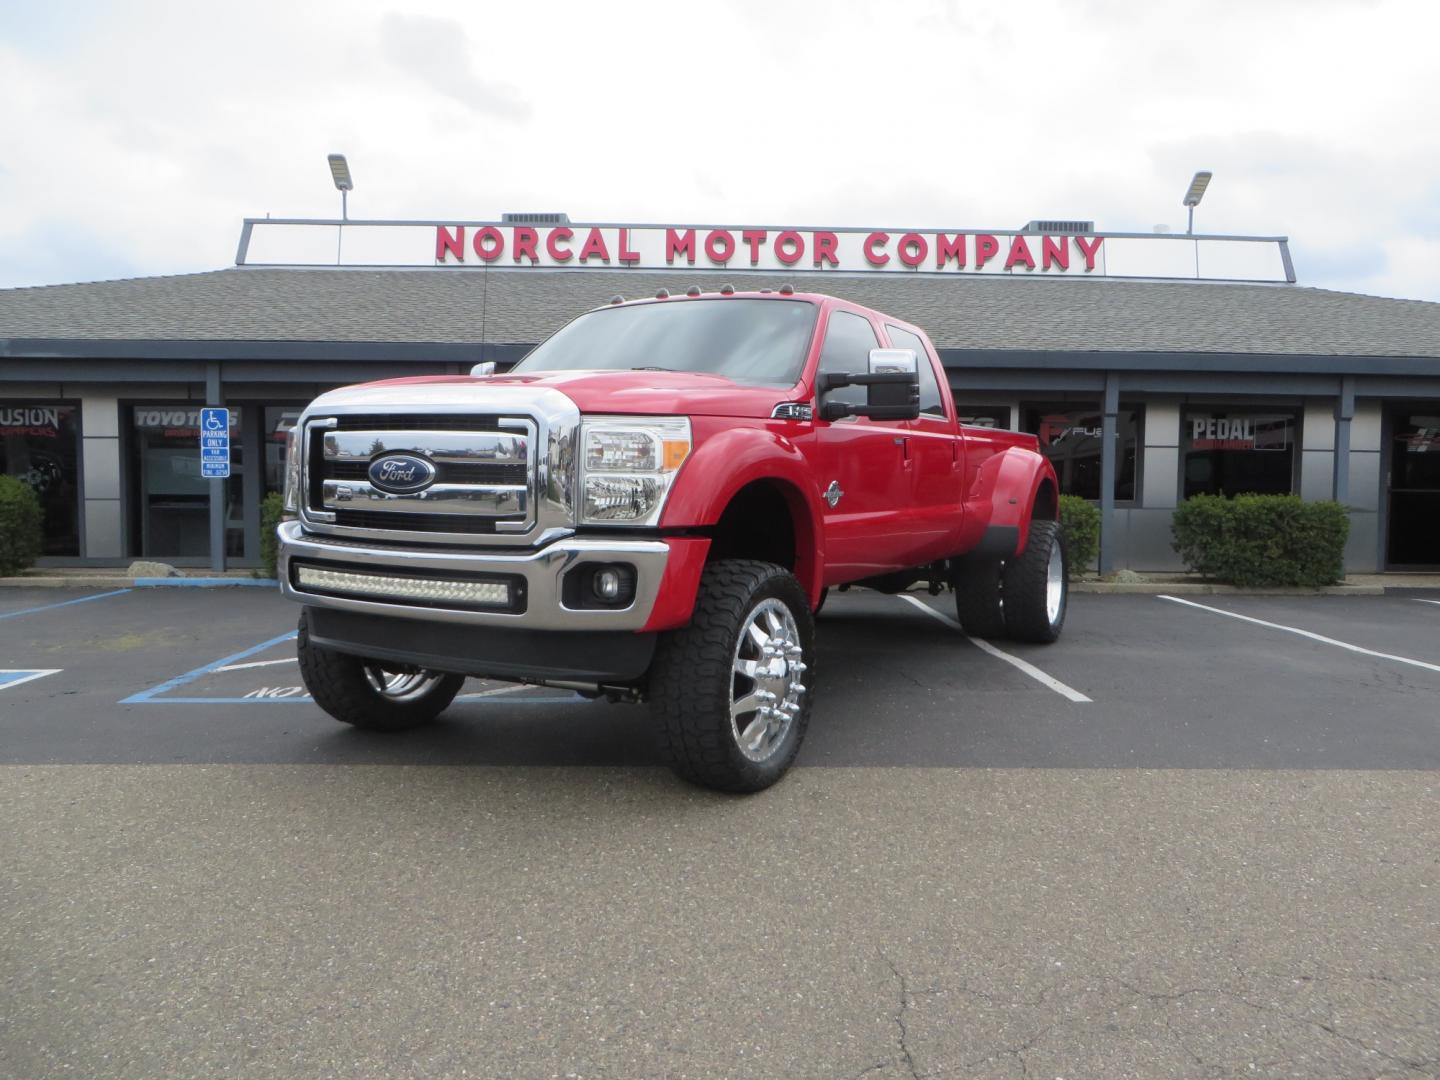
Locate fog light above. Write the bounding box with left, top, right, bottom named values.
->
left=594, top=568, right=622, bottom=601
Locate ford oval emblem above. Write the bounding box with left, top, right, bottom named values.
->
left=367, top=453, right=437, bottom=494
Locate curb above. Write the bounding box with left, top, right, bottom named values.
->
left=0, top=576, right=278, bottom=589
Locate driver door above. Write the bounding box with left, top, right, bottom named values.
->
left=806, top=307, right=913, bottom=583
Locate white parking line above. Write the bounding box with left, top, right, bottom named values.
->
left=896, top=594, right=1092, bottom=703
left=216, top=656, right=298, bottom=672
left=1415, top=598, right=1440, bottom=607
left=1159, top=595, right=1440, bottom=675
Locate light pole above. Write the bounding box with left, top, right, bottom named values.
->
left=327, top=153, right=353, bottom=221
left=1183, top=170, right=1212, bottom=234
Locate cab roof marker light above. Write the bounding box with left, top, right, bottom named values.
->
left=609, top=295, right=625, bottom=305
left=779, top=283, right=795, bottom=295
left=685, top=285, right=702, bottom=297
left=719, top=283, right=735, bottom=295
left=655, top=288, right=670, bottom=299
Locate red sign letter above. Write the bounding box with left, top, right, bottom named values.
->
left=579, top=228, right=611, bottom=263
left=813, top=231, right=839, bottom=268
left=863, top=232, right=890, bottom=266
left=473, top=227, right=504, bottom=262
left=935, top=233, right=966, bottom=269
left=666, top=229, right=697, bottom=264
left=513, top=226, right=539, bottom=263
left=1041, top=235, right=1069, bottom=271
left=1076, top=235, right=1103, bottom=271
left=618, top=228, right=640, bottom=264
left=1004, top=236, right=1036, bottom=271
left=775, top=231, right=804, bottom=266
left=704, top=230, right=735, bottom=264
left=546, top=227, right=574, bottom=262
left=436, top=225, right=465, bottom=263
left=898, top=233, right=928, bottom=268
left=741, top=230, right=768, bottom=265
left=973, top=234, right=1000, bottom=270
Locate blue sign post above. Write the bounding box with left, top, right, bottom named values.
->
left=200, top=407, right=230, bottom=479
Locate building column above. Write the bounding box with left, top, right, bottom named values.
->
left=1098, top=372, right=1119, bottom=573
left=80, top=395, right=124, bottom=559
left=1333, top=376, right=1355, bottom=505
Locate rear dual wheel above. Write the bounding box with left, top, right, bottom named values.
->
left=951, top=520, right=1067, bottom=644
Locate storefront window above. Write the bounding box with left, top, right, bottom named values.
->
left=263, top=406, right=301, bottom=496
left=0, top=403, right=81, bottom=555
left=1022, top=403, right=1139, bottom=500
left=130, top=405, right=244, bottom=558
left=1182, top=410, right=1297, bottom=498
left=1387, top=410, right=1440, bottom=567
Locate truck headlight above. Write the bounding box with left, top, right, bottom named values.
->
left=579, top=417, right=691, bottom=526
left=282, top=425, right=301, bottom=514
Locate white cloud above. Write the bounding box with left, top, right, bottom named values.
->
left=0, top=0, right=1438, bottom=299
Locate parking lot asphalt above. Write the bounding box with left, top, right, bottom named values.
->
left=3, top=586, right=1438, bottom=1077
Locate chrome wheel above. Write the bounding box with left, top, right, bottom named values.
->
left=363, top=664, right=450, bottom=703
left=1046, top=541, right=1064, bottom=625
left=730, top=597, right=807, bottom=762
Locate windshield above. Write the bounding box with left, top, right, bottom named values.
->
left=512, top=298, right=819, bottom=387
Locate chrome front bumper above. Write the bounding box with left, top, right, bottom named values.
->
left=276, top=520, right=670, bottom=631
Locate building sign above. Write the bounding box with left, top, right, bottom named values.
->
left=433, top=225, right=1105, bottom=275
left=237, top=219, right=1297, bottom=283
left=1189, top=416, right=1289, bottom=451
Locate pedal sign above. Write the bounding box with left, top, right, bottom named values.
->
left=200, top=407, right=230, bottom=479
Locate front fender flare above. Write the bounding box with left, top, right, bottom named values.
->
left=660, top=427, right=826, bottom=602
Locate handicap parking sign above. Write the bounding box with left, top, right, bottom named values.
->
left=200, top=407, right=230, bottom=478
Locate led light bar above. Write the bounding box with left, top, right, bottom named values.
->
left=295, top=565, right=510, bottom=607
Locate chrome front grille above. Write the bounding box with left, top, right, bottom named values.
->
left=304, top=416, right=536, bottom=538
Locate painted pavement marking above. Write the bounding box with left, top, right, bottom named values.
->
left=0, top=589, right=131, bottom=620
left=896, top=593, right=1092, bottom=704
left=0, top=669, right=62, bottom=691
left=1159, top=594, right=1440, bottom=675
left=120, top=631, right=581, bottom=706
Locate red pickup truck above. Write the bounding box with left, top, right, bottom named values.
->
left=276, top=289, right=1066, bottom=791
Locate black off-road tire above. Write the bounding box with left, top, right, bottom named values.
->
left=1001, top=520, right=1068, bottom=644
left=951, top=555, right=1006, bottom=638
left=649, top=559, right=815, bottom=794
left=297, top=611, right=464, bottom=731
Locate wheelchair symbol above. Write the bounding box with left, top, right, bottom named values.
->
left=203, top=410, right=226, bottom=432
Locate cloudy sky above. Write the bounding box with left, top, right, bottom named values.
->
left=2, top=0, right=1438, bottom=299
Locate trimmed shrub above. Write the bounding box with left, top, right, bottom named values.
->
left=260, top=491, right=285, bottom=580
left=1171, top=494, right=1349, bottom=587
left=1059, top=494, right=1101, bottom=573
left=0, top=475, right=44, bottom=576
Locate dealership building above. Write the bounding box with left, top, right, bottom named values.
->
left=1, top=216, right=1438, bottom=573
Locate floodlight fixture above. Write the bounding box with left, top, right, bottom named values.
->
left=1183, top=170, right=1212, bottom=234
left=327, top=153, right=353, bottom=220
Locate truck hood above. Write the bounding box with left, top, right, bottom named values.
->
left=315, top=370, right=798, bottom=419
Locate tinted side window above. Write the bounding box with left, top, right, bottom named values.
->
left=887, top=325, right=945, bottom=418
left=816, top=310, right=879, bottom=408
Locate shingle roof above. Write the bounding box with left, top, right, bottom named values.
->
left=2, top=266, right=1439, bottom=358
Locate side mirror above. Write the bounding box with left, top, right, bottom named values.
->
left=819, top=348, right=921, bottom=421
left=470, top=361, right=496, bottom=378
